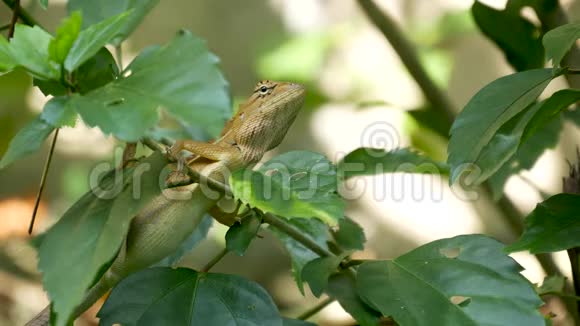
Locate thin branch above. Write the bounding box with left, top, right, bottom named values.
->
left=2, top=0, right=39, bottom=28
left=356, top=0, right=455, bottom=127
left=296, top=297, right=334, bottom=321
left=201, top=248, right=228, bottom=273
left=141, top=137, right=164, bottom=153
left=262, top=213, right=335, bottom=258
left=28, top=129, right=60, bottom=234
left=6, top=0, right=19, bottom=38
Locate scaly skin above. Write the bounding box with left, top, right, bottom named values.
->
left=26, top=81, right=306, bottom=326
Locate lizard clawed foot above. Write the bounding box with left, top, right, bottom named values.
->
left=165, top=153, right=193, bottom=188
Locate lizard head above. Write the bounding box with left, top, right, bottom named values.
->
left=249, top=80, right=306, bottom=114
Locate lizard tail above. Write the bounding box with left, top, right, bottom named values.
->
left=25, top=274, right=116, bottom=326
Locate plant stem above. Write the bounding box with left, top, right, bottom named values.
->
left=201, top=248, right=228, bottom=273
left=29, top=129, right=59, bottom=234
left=6, top=0, right=19, bottom=38
left=262, top=213, right=334, bottom=258
left=296, top=297, right=334, bottom=320
left=2, top=0, right=39, bottom=28
left=356, top=0, right=455, bottom=127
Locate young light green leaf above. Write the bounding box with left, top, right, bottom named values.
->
left=332, top=217, right=366, bottom=251
left=98, top=267, right=284, bottom=326
left=40, top=96, right=76, bottom=127
left=68, top=0, right=159, bottom=45
left=269, top=218, right=331, bottom=294
left=505, top=194, right=580, bottom=254
left=40, top=0, right=48, bottom=9
left=326, top=272, right=382, bottom=326
left=0, top=36, right=16, bottom=72
left=338, top=147, right=448, bottom=180
left=543, top=21, right=580, bottom=67
left=230, top=151, right=344, bottom=226
left=0, top=116, right=54, bottom=169
left=49, top=11, right=82, bottom=64
left=225, top=214, right=262, bottom=256
left=64, top=11, right=131, bottom=72
left=448, top=68, right=557, bottom=185
left=36, top=153, right=167, bottom=326
left=472, top=1, right=544, bottom=71
left=357, top=235, right=544, bottom=326
left=68, top=30, right=230, bottom=141
left=302, top=251, right=350, bottom=297
left=9, top=25, right=60, bottom=79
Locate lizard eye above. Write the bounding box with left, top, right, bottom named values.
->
left=259, top=85, right=269, bottom=94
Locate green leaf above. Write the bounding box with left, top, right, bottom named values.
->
left=488, top=116, right=562, bottom=199
left=464, top=101, right=542, bottom=186
left=33, top=47, right=119, bottom=97
left=75, top=47, right=119, bottom=94
left=98, top=267, right=283, bottom=326
left=543, top=21, right=580, bottom=67
left=0, top=36, right=16, bottom=72
left=522, top=89, right=580, bottom=142
left=64, top=11, right=131, bottom=72
left=226, top=213, right=262, bottom=256
left=506, top=194, right=580, bottom=253
left=9, top=24, right=60, bottom=79
left=338, top=147, right=448, bottom=180
left=40, top=97, right=76, bottom=127
left=536, top=275, right=566, bottom=295
left=357, top=235, right=544, bottom=326
left=154, top=215, right=213, bottom=267
left=448, top=68, right=557, bottom=185
left=326, top=272, right=382, bottom=326
left=302, top=251, right=350, bottom=297
left=269, top=218, right=331, bottom=294
left=68, top=0, right=159, bottom=46
left=36, top=153, right=167, bottom=326
left=472, top=1, right=544, bottom=71
left=33, top=78, right=68, bottom=96
left=230, top=151, right=344, bottom=226
left=49, top=11, right=82, bottom=64
left=68, top=30, right=230, bottom=141
left=0, top=116, right=54, bottom=169
left=332, top=217, right=365, bottom=251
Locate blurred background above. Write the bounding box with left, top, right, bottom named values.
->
left=2, top=0, right=580, bottom=325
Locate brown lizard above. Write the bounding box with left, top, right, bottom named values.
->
left=26, top=80, right=306, bottom=325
